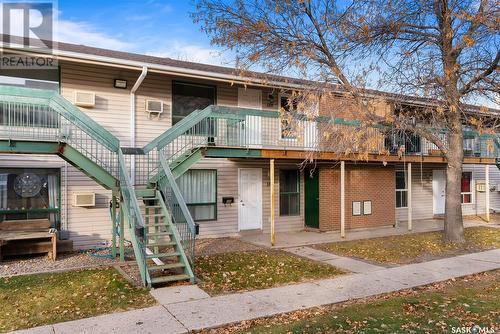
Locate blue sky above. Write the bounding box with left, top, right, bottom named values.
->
left=53, top=0, right=232, bottom=66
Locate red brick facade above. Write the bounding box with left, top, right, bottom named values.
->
left=318, top=165, right=395, bottom=231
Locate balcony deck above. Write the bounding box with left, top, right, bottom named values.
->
left=202, top=146, right=498, bottom=165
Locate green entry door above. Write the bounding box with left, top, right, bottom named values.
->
left=304, top=169, right=319, bottom=229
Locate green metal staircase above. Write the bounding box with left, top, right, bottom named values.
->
left=0, top=85, right=196, bottom=287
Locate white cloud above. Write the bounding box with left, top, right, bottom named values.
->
left=55, top=20, right=133, bottom=50
left=0, top=5, right=133, bottom=51
left=147, top=42, right=233, bottom=66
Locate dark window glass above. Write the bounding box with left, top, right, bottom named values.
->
left=395, top=171, right=407, bottom=208
left=172, top=81, right=215, bottom=125
left=279, top=170, right=300, bottom=216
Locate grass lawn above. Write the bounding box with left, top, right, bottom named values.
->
left=314, top=226, right=500, bottom=265
left=195, top=250, right=344, bottom=295
left=213, top=270, right=500, bottom=334
left=0, top=267, right=155, bottom=333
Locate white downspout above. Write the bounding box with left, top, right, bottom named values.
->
left=130, top=66, right=148, bottom=184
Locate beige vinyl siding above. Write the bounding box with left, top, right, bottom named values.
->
left=189, top=158, right=305, bottom=238
left=60, top=61, right=139, bottom=145
left=135, top=73, right=172, bottom=146
left=396, top=164, right=500, bottom=222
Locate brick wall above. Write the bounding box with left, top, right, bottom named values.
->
left=319, top=165, right=395, bottom=231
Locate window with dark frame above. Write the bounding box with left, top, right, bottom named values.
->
left=176, top=169, right=217, bottom=221
left=279, top=169, right=300, bottom=216
left=395, top=171, right=408, bottom=208
left=172, top=81, right=216, bottom=125
left=461, top=172, right=473, bottom=204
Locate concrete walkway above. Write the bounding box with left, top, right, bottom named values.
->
left=284, top=246, right=386, bottom=273
left=13, top=249, right=500, bottom=334
left=241, top=219, right=497, bottom=248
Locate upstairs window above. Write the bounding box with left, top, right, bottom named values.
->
left=279, top=95, right=298, bottom=139
left=172, top=81, right=215, bottom=125
left=279, top=170, right=300, bottom=216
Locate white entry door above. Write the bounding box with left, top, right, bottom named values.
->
left=238, top=168, right=263, bottom=230
left=238, top=88, right=262, bottom=147
left=433, top=170, right=446, bottom=214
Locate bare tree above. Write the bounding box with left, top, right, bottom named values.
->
left=192, top=0, right=500, bottom=242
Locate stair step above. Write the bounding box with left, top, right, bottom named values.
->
left=145, top=222, right=168, bottom=227
left=147, top=241, right=176, bottom=247
left=145, top=205, right=162, bottom=209
left=135, top=189, right=156, bottom=198
left=150, top=274, right=191, bottom=285
left=146, top=252, right=180, bottom=259
left=146, top=231, right=173, bottom=237
left=148, top=262, right=185, bottom=271
left=145, top=213, right=165, bottom=217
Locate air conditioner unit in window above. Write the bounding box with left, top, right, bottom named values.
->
left=145, top=99, right=163, bottom=119
left=73, top=193, right=95, bottom=207
left=74, top=91, right=96, bottom=107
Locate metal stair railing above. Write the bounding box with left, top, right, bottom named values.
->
left=157, top=151, right=196, bottom=265
left=117, top=149, right=150, bottom=286
left=0, top=85, right=120, bottom=178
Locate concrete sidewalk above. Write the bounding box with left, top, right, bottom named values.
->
left=284, top=246, right=386, bottom=273
left=12, top=249, right=500, bottom=334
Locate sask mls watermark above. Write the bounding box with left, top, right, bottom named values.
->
left=0, top=1, right=57, bottom=69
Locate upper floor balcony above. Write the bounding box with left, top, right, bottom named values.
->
left=148, top=105, right=500, bottom=165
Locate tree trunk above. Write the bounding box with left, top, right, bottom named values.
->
left=444, top=126, right=465, bottom=243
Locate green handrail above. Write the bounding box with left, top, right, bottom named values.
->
left=0, top=85, right=119, bottom=151
left=117, top=149, right=150, bottom=286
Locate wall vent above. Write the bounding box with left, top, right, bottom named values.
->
left=73, top=193, right=95, bottom=207
left=74, top=91, right=96, bottom=107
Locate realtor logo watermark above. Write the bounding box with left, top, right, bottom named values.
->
left=1, top=1, right=57, bottom=69
left=452, top=325, right=496, bottom=333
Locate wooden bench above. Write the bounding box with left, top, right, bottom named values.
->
left=0, top=219, right=57, bottom=261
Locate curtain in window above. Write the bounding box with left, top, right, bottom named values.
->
left=177, top=170, right=216, bottom=221
left=47, top=174, right=59, bottom=227
left=0, top=174, right=7, bottom=210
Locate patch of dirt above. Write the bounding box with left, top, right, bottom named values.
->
left=195, top=237, right=262, bottom=256
left=0, top=248, right=133, bottom=277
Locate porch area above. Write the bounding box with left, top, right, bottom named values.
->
left=240, top=218, right=499, bottom=248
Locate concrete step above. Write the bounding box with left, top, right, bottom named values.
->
left=148, top=263, right=185, bottom=271
left=150, top=274, right=190, bottom=285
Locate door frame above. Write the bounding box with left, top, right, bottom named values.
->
left=237, top=167, right=263, bottom=231
left=304, top=168, right=320, bottom=229
left=432, top=169, right=446, bottom=215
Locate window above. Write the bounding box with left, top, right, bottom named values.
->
left=279, top=170, right=300, bottom=216
left=461, top=172, right=473, bottom=204
left=177, top=169, right=217, bottom=221
left=279, top=95, right=298, bottom=139
left=384, top=131, right=421, bottom=154
left=0, top=168, right=60, bottom=228
left=395, top=171, right=408, bottom=208
left=172, top=81, right=215, bottom=125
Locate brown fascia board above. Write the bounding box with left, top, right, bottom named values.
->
left=1, top=34, right=498, bottom=116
